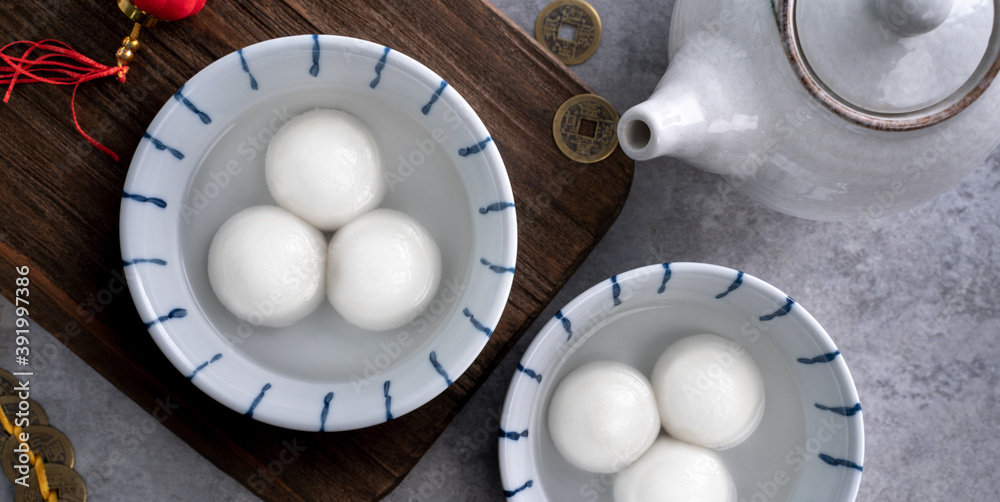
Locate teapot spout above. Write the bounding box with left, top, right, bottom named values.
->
left=618, top=81, right=708, bottom=162
left=618, top=47, right=755, bottom=175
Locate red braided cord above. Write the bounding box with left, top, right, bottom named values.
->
left=1, top=39, right=127, bottom=161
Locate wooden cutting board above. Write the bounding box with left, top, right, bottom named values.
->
left=0, top=0, right=633, bottom=499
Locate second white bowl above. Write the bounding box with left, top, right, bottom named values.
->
left=499, top=263, right=863, bottom=501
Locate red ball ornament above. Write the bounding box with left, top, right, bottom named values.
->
left=131, top=0, right=206, bottom=22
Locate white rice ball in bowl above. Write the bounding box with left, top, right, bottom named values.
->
left=120, top=35, right=516, bottom=431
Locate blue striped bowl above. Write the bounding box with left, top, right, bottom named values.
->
left=499, top=263, right=862, bottom=501
left=120, top=35, right=516, bottom=431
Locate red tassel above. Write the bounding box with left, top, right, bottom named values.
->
left=1, top=40, right=127, bottom=161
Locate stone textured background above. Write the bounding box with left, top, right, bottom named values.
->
left=2, top=0, right=999, bottom=500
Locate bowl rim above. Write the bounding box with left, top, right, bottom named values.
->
left=119, top=34, right=517, bottom=431
left=498, top=262, right=863, bottom=501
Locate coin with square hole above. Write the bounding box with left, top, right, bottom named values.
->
left=535, top=0, right=602, bottom=65
left=0, top=369, right=19, bottom=396
left=3, top=425, right=74, bottom=483
left=0, top=397, right=48, bottom=444
left=14, top=463, right=86, bottom=502
left=553, top=94, right=620, bottom=163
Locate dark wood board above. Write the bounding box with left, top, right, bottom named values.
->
left=0, top=0, right=634, bottom=500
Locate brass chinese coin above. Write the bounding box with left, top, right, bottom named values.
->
left=553, top=94, right=620, bottom=163
left=14, top=463, right=86, bottom=502
left=0, top=368, right=19, bottom=396
left=3, top=425, right=74, bottom=483
left=535, top=0, right=602, bottom=65
left=0, top=397, right=48, bottom=444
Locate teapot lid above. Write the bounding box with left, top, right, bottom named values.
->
left=780, top=0, right=1000, bottom=130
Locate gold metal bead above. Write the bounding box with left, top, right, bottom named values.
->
left=125, top=38, right=141, bottom=52
left=116, top=47, right=135, bottom=63
left=118, top=0, right=158, bottom=27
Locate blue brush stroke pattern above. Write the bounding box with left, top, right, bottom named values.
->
left=463, top=308, right=493, bottom=337
left=122, top=258, right=167, bottom=267
left=760, top=296, right=795, bottom=321
left=459, top=137, right=493, bottom=156
left=319, top=392, right=334, bottom=432
left=554, top=311, right=572, bottom=340
left=244, top=382, right=271, bottom=418
left=370, top=46, right=389, bottom=88
left=421, top=80, right=448, bottom=115
left=716, top=270, right=745, bottom=299
left=188, top=353, right=222, bottom=380
left=503, top=480, right=533, bottom=498
left=611, top=275, right=622, bottom=306
left=479, top=202, right=515, bottom=214
left=516, top=364, right=542, bottom=383
left=238, top=48, right=258, bottom=90
left=383, top=380, right=393, bottom=421
left=797, top=351, right=841, bottom=364
left=145, top=308, right=187, bottom=328
left=657, top=262, right=672, bottom=294
left=173, top=84, right=211, bottom=124
left=498, top=428, right=529, bottom=441
left=480, top=258, right=515, bottom=274
left=815, top=403, right=862, bottom=416
left=429, top=351, right=453, bottom=386
left=310, top=34, right=320, bottom=76
left=122, top=191, right=167, bottom=208
left=245, top=383, right=271, bottom=418
left=142, top=132, right=185, bottom=159
left=818, top=453, right=863, bottom=471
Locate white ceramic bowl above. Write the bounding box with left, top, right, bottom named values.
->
left=120, top=35, right=517, bottom=431
left=499, top=263, right=863, bottom=501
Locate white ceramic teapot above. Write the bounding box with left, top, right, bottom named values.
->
left=618, top=0, right=1000, bottom=221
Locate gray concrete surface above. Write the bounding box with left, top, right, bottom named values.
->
left=3, top=0, right=1000, bottom=500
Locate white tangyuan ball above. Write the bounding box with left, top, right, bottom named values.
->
left=547, top=360, right=661, bottom=473
left=265, top=108, right=385, bottom=231
left=208, top=205, right=327, bottom=328
left=614, top=436, right=736, bottom=502
left=652, top=333, right=765, bottom=450
left=326, top=208, right=442, bottom=332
